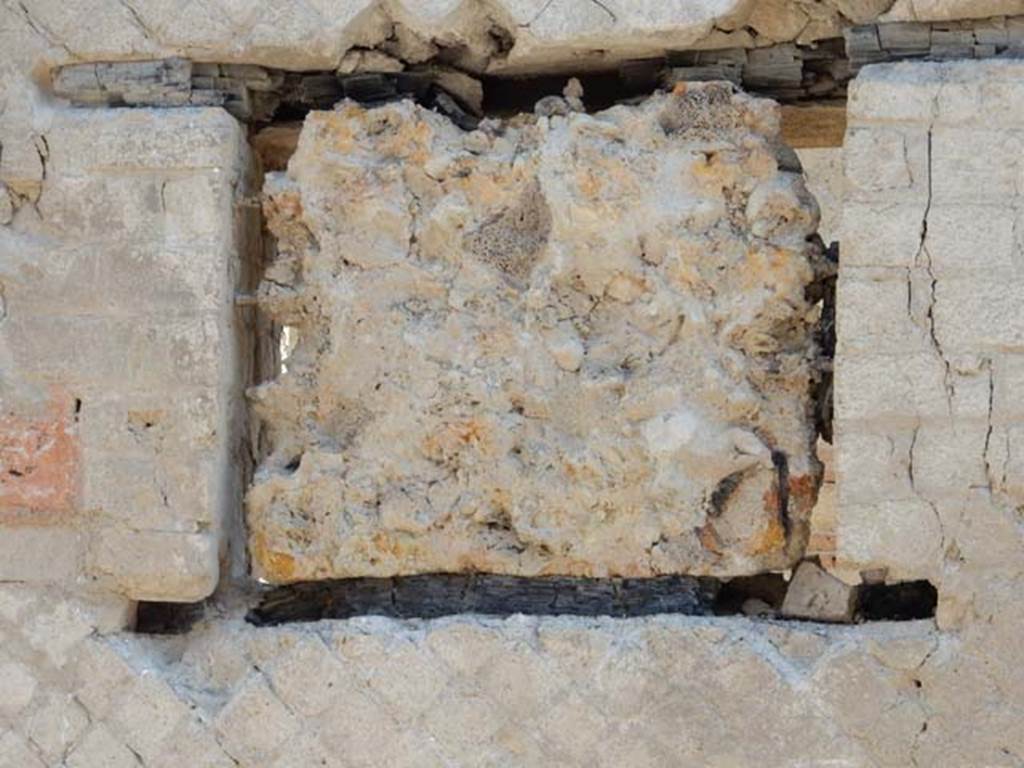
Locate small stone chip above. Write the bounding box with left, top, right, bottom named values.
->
left=781, top=561, right=858, bottom=622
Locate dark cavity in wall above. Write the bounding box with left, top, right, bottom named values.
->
left=859, top=580, right=938, bottom=621
left=238, top=572, right=939, bottom=628
left=246, top=574, right=719, bottom=626
left=808, top=240, right=838, bottom=443
left=50, top=36, right=857, bottom=135
left=134, top=600, right=207, bottom=635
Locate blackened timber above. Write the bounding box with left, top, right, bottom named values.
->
left=245, top=571, right=941, bottom=626
left=246, top=574, right=719, bottom=625
left=49, top=16, right=1024, bottom=126
left=846, top=16, right=1024, bottom=71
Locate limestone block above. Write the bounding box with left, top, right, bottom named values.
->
left=264, top=636, right=351, bottom=718
left=976, top=69, right=1024, bottom=126
left=836, top=269, right=930, bottom=357
left=840, top=201, right=928, bottom=268
left=106, top=677, right=191, bottom=763
left=87, top=527, right=219, bottom=601
left=847, top=63, right=942, bottom=122
left=908, top=422, right=989, bottom=498
left=33, top=174, right=233, bottom=245
left=925, top=203, right=1018, bottom=276
left=835, top=353, right=961, bottom=426
left=0, top=108, right=254, bottom=600
left=4, top=314, right=224, bottom=389
left=934, top=277, right=1024, bottom=352
left=69, top=639, right=138, bottom=719
left=0, top=528, right=82, bottom=582
left=43, top=108, right=246, bottom=174
left=0, top=239, right=235, bottom=315
left=213, top=675, right=300, bottom=765
left=248, top=85, right=825, bottom=582
left=931, top=127, right=1024, bottom=204
left=147, top=719, right=238, bottom=768
left=0, top=732, right=46, bottom=768
left=83, top=453, right=214, bottom=532
left=0, top=660, right=38, bottom=718
left=24, top=693, right=90, bottom=765
left=837, top=498, right=944, bottom=579
left=834, top=427, right=915, bottom=507
left=66, top=726, right=139, bottom=768
left=844, top=126, right=929, bottom=199
left=781, top=560, right=858, bottom=621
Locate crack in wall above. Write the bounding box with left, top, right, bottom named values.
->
left=983, top=358, right=997, bottom=493
left=117, top=0, right=155, bottom=44
left=10, top=0, right=75, bottom=57
left=913, top=127, right=955, bottom=411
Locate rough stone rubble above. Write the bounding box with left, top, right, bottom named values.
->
left=247, top=83, right=825, bottom=583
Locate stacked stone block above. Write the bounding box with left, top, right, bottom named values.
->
left=0, top=109, right=255, bottom=600
left=836, top=61, right=1024, bottom=620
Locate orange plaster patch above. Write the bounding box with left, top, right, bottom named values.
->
left=0, top=389, right=81, bottom=525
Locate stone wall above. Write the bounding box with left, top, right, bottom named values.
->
left=835, top=61, right=1024, bottom=630
left=0, top=108, right=257, bottom=600
left=4, top=1, right=1024, bottom=765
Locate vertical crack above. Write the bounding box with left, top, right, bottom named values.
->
left=914, top=128, right=954, bottom=411
left=33, top=134, right=48, bottom=181
left=908, top=424, right=919, bottom=491
left=983, top=358, right=996, bottom=492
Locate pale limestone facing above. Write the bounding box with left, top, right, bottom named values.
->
left=247, top=85, right=825, bottom=582
left=0, top=108, right=256, bottom=600
left=0, top=583, right=970, bottom=768
left=835, top=61, right=1024, bottom=628
left=4, top=580, right=1024, bottom=768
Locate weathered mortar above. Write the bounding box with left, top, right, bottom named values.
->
left=247, top=83, right=826, bottom=582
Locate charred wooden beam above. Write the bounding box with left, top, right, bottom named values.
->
left=846, top=16, right=1024, bottom=72
left=48, top=16, right=1024, bottom=128
left=247, top=574, right=720, bottom=625
left=663, top=39, right=850, bottom=102
left=53, top=60, right=483, bottom=125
